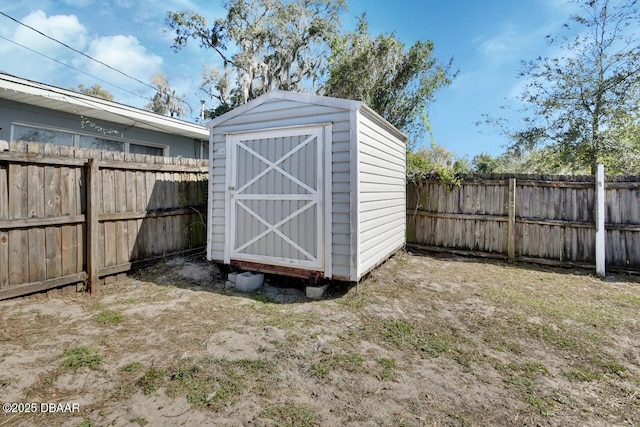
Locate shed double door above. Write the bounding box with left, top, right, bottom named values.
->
left=226, top=125, right=327, bottom=271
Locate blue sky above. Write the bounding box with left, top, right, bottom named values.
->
left=0, top=0, right=578, bottom=159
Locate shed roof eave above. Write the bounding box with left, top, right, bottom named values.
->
left=205, top=90, right=364, bottom=129
left=205, top=90, right=408, bottom=145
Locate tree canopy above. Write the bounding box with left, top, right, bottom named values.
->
left=166, top=0, right=346, bottom=113
left=145, top=72, right=188, bottom=118
left=323, top=15, right=454, bottom=147
left=166, top=1, right=454, bottom=151
left=71, top=84, right=114, bottom=101
left=508, top=0, right=640, bottom=174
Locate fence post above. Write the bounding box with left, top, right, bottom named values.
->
left=86, top=158, right=100, bottom=293
left=507, top=177, right=516, bottom=262
left=595, top=164, right=605, bottom=277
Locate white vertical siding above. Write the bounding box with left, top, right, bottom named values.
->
left=357, top=111, right=406, bottom=276
left=207, top=98, right=352, bottom=279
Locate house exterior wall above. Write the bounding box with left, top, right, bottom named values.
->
left=357, top=110, right=406, bottom=276
left=0, top=98, right=205, bottom=158
left=208, top=98, right=353, bottom=279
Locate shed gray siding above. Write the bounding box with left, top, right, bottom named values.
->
left=208, top=98, right=353, bottom=279
left=0, top=98, right=205, bottom=158
left=357, top=111, right=406, bottom=275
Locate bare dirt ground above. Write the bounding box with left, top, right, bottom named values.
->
left=1, top=249, right=639, bottom=427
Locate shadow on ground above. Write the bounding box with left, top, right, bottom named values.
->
left=126, top=252, right=356, bottom=305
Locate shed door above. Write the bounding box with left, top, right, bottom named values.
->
left=227, top=126, right=325, bottom=270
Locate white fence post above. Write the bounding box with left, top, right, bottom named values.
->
left=595, top=164, right=605, bottom=277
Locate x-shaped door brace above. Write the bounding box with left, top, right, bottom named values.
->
left=232, top=133, right=320, bottom=262
left=235, top=134, right=317, bottom=196
left=235, top=199, right=318, bottom=261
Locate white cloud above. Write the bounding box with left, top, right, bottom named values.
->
left=86, top=35, right=163, bottom=85
left=477, top=25, right=516, bottom=57
left=13, top=10, right=88, bottom=52
left=0, top=10, right=89, bottom=86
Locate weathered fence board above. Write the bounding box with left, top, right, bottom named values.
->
left=408, top=174, right=640, bottom=272
left=0, top=141, right=208, bottom=300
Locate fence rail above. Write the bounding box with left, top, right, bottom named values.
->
left=0, top=141, right=208, bottom=300
left=407, top=174, right=640, bottom=272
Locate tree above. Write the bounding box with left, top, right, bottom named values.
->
left=71, top=83, right=114, bottom=101
left=406, top=142, right=470, bottom=183
left=472, top=152, right=504, bottom=174
left=145, top=73, right=188, bottom=118
left=166, top=0, right=346, bottom=115
left=323, top=15, right=454, bottom=147
left=513, top=0, right=640, bottom=174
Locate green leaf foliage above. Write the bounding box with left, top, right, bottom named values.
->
left=323, top=14, right=455, bottom=147
left=509, top=0, right=640, bottom=174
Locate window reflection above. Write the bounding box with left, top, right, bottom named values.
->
left=13, top=125, right=73, bottom=145
left=130, top=143, right=163, bottom=156
left=11, top=124, right=165, bottom=156
left=79, top=135, right=123, bottom=152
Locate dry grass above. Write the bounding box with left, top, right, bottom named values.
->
left=0, top=251, right=639, bottom=426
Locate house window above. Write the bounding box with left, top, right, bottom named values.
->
left=11, top=123, right=167, bottom=156
left=130, top=143, right=164, bottom=156
left=13, top=124, right=74, bottom=146
left=79, top=135, right=124, bottom=152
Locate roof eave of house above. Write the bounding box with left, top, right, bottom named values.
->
left=0, top=73, right=209, bottom=140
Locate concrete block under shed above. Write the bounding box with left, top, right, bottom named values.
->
left=306, top=284, right=328, bottom=300
left=236, top=272, right=264, bottom=292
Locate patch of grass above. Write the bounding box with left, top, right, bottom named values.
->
left=136, top=367, right=166, bottom=395
left=95, top=310, right=126, bottom=325
left=377, top=358, right=396, bottom=381
left=113, top=384, right=133, bottom=399
left=590, top=355, right=626, bottom=376
left=122, top=361, right=143, bottom=373
left=257, top=309, right=321, bottom=330
left=614, top=293, right=640, bottom=309
left=567, top=369, right=602, bottom=382
left=249, top=293, right=276, bottom=304
left=525, top=321, right=580, bottom=351
left=496, top=360, right=553, bottom=415
left=380, top=318, right=464, bottom=360
left=311, top=353, right=364, bottom=378
left=416, top=331, right=453, bottom=357
left=122, top=298, right=140, bottom=304
left=336, top=292, right=372, bottom=310
left=77, top=420, right=93, bottom=427
left=60, top=346, right=104, bottom=371
left=166, top=357, right=272, bottom=409
left=129, top=417, right=148, bottom=426
left=170, top=359, right=242, bottom=408
left=482, top=330, right=523, bottom=354
left=89, top=303, right=105, bottom=311
left=567, top=355, right=626, bottom=382
left=507, top=361, right=549, bottom=378
left=260, top=403, right=318, bottom=427
left=383, top=319, right=414, bottom=349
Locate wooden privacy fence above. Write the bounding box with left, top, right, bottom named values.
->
left=407, top=174, right=640, bottom=272
left=0, top=141, right=208, bottom=300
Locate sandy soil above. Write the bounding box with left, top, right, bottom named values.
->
left=0, top=251, right=639, bottom=426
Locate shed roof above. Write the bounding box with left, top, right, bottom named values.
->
left=0, top=72, right=209, bottom=140
left=206, top=90, right=408, bottom=143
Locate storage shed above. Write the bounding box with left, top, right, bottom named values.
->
left=206, top=90, right=407, bottom=282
